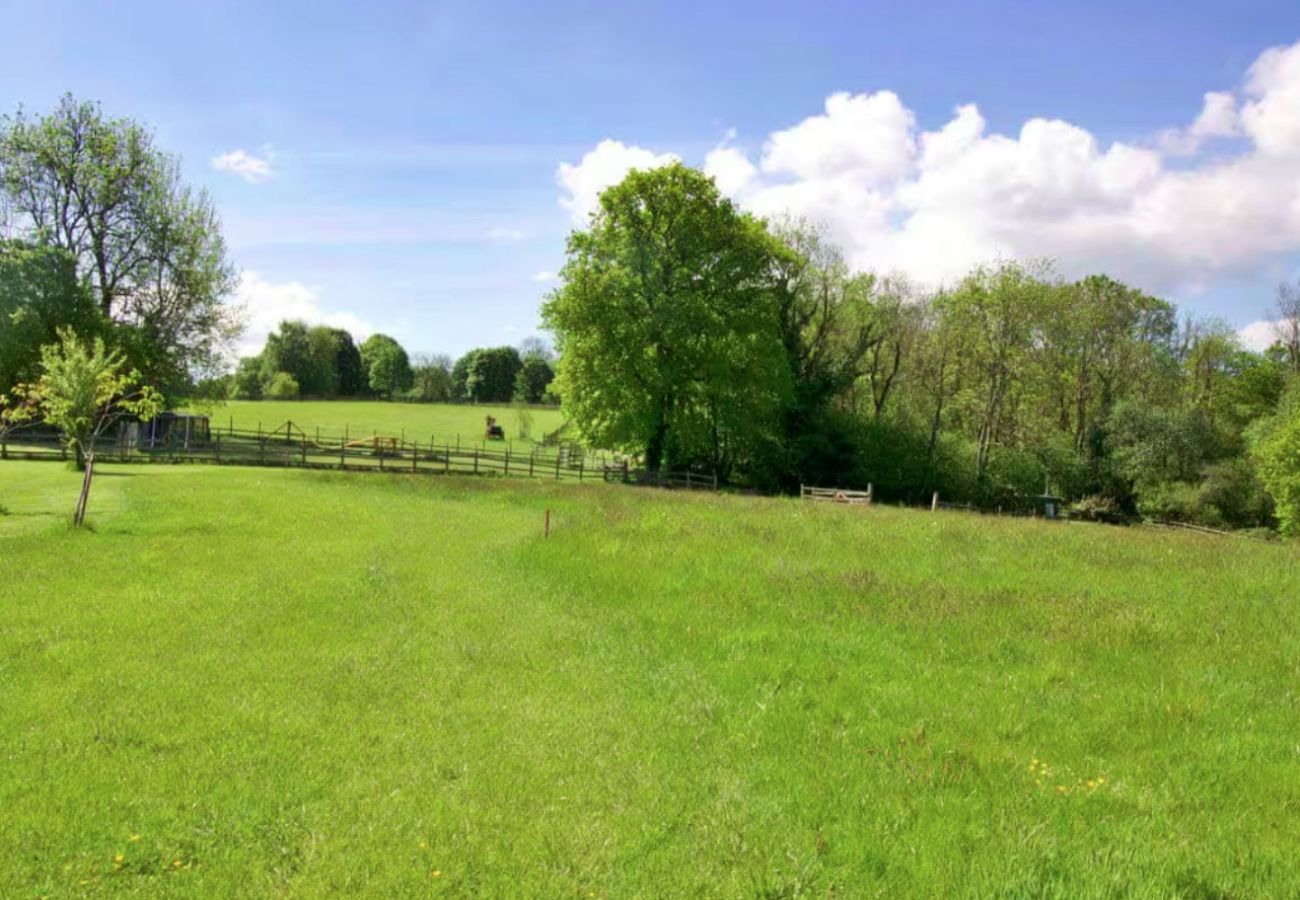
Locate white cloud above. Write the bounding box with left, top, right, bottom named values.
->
left=1159, top=92, right=1240, bottom=154
left=1238, top=319, right=1281, bottom=352
left=211, top=148, right=275, bottom=183
left=704, top=132, right=758, bottom=197
left=558, top=39, right=1300, bottom=297
left=556, top=139, right=679, bottom=223
left=531, top=270, right=557, bottom=283
left=231, top=270, right=378, bottom=357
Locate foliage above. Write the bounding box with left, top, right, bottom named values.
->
left=231, top=356, right=263, bottom=400
left=513, top=354, right=554, bottom=404
left=0, top=95, right=239, bottom=393
left=544, top=163, right=787, bottom=474
left=1, top=328, right=160, bottom=523
left=465, top=346, right=522, bottom=404
left=451, top=349, right=479, bottom=401
left=359, top=334, right=413, bottom=400
left=1253, top=399, right=1300, bottom=534
left=263, top=371, right=300, bottom=400
left=0, top=239, right=102, bottom=395
left=409, top=353, right=455, bottom=402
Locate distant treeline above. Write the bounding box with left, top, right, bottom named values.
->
left=544, top=163, right=1300, bottom=533
left=215, top=323, right=558, bottom=406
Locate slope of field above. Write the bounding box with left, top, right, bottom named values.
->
left=2, top=462, right=1299, bottom=897
left=190, top=399, right=567, bottom=450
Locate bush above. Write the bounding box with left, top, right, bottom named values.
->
left=264, top=371, right=300, bottom=400
left=1253, top=407, right=1300, bottom=535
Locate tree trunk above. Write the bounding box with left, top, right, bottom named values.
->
left=73, top=451, right=96, bottom=526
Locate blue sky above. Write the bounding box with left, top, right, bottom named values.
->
left=4, top=0, right=1300, bottom=357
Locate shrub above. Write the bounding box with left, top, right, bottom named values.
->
left=264, top=371, right=300, bottom=400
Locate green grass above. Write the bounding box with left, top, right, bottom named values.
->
left=190, top=399, right=567, bottom=449
left=3, top=461, right=1299, bottom=897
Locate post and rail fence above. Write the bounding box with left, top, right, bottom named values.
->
left=1, top=423, right=719, bottom=491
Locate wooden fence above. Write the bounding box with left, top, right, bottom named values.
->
left=1, top=426, right=718, bottom=490
left=800, top=484, right=873, bottom=505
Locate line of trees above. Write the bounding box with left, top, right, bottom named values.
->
left=225, top=320, right=557, bottom=406
left=544, top=163, right=1300, bottom=533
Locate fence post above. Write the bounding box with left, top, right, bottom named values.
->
left=473, top=449, right=479, bottom=475
left=215, top=433, right=221, bottom=464
left=413, top=441, right=419, bottom=472
left=529, top=453, right=534, bottom=478
left=579, top=458, right=584, bottom=481
left=931, top=491, right=939, bottom=512
left=379, top=443, right=385, bottom=471
left=444, top=447, right=450, bottom=474
left=505, top=449, right=511, bottom=476
left=260, top=435, right=265, bottom=465
left=866, top=483, right=873, bottom=505
left=555, top=456, right=561, bottom=480
left=301, top=435, right=307, bottom=465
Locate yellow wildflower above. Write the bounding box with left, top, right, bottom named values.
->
left=431, top=869, right=443, bottom=878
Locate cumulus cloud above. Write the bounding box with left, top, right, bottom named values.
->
left=211, top=148, right=275, bottom=183
left=556, top=139, right=679, bottom=222
left=1238, top=319, right=1281, bottom=352
left=231, top=270, right=377, bottom=357
left=557, top=39, right=1300, bottom=296
left=531, top=270, right=558, bottom=283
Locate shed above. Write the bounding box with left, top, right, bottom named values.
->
left=131, top=412, right=211, bottom=450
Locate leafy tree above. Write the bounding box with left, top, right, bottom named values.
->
left=231, top=356, right=263, bottom=399
left=331, top=329, right=366, bottom=396
left=303, top=326, right=343, bottom=397
left=543, top=163, right=786, bottom=474
left=451, top=350, right=479, bottom=401
left=1, top=328, right=161, bottom=525
left=465, top=346, right=522, bottom=403
left=0, top=95, right=239, bottom=393
left=1273, top=279, right=1300, bottom=374
left=513, top=355, right=554, bottom=404
left=1, top=238, right=102, bottom=394
left=260, top=321, right=313, bottom=392
left=359, top=334, right=412, bottom=400
left=409, top=353, right=454, bottom=402
left=263, top=371, right=300, bottom=400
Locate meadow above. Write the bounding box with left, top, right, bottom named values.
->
left=188, top=399, right=568, bottom=450
left=2, top=461, right=1299, bottom=897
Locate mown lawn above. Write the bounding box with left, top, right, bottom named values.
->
left=2, top=461, right=1299, bottom=897
left=190, top=399, right=567, bottom=450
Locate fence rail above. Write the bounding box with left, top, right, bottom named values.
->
left=1, top=426, right=718, bottom=491
left=801, top=484, right=873, bottom=505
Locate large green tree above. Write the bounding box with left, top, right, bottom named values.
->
left=543, top=163, right=786, bottom=474
left=0, top=95, right=239, bottom=393
left=465, top=346, right=522, bottom=404
left=359, top=334, right=412, bottom=400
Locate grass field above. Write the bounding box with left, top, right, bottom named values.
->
left=3, top=462, right=1300, bottom=897
left=188, top=399, right=568, bottom=450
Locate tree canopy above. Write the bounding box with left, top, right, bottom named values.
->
left=0, top=95, right=239, bottom=394
left=543, top=163, right=787, bottom=473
